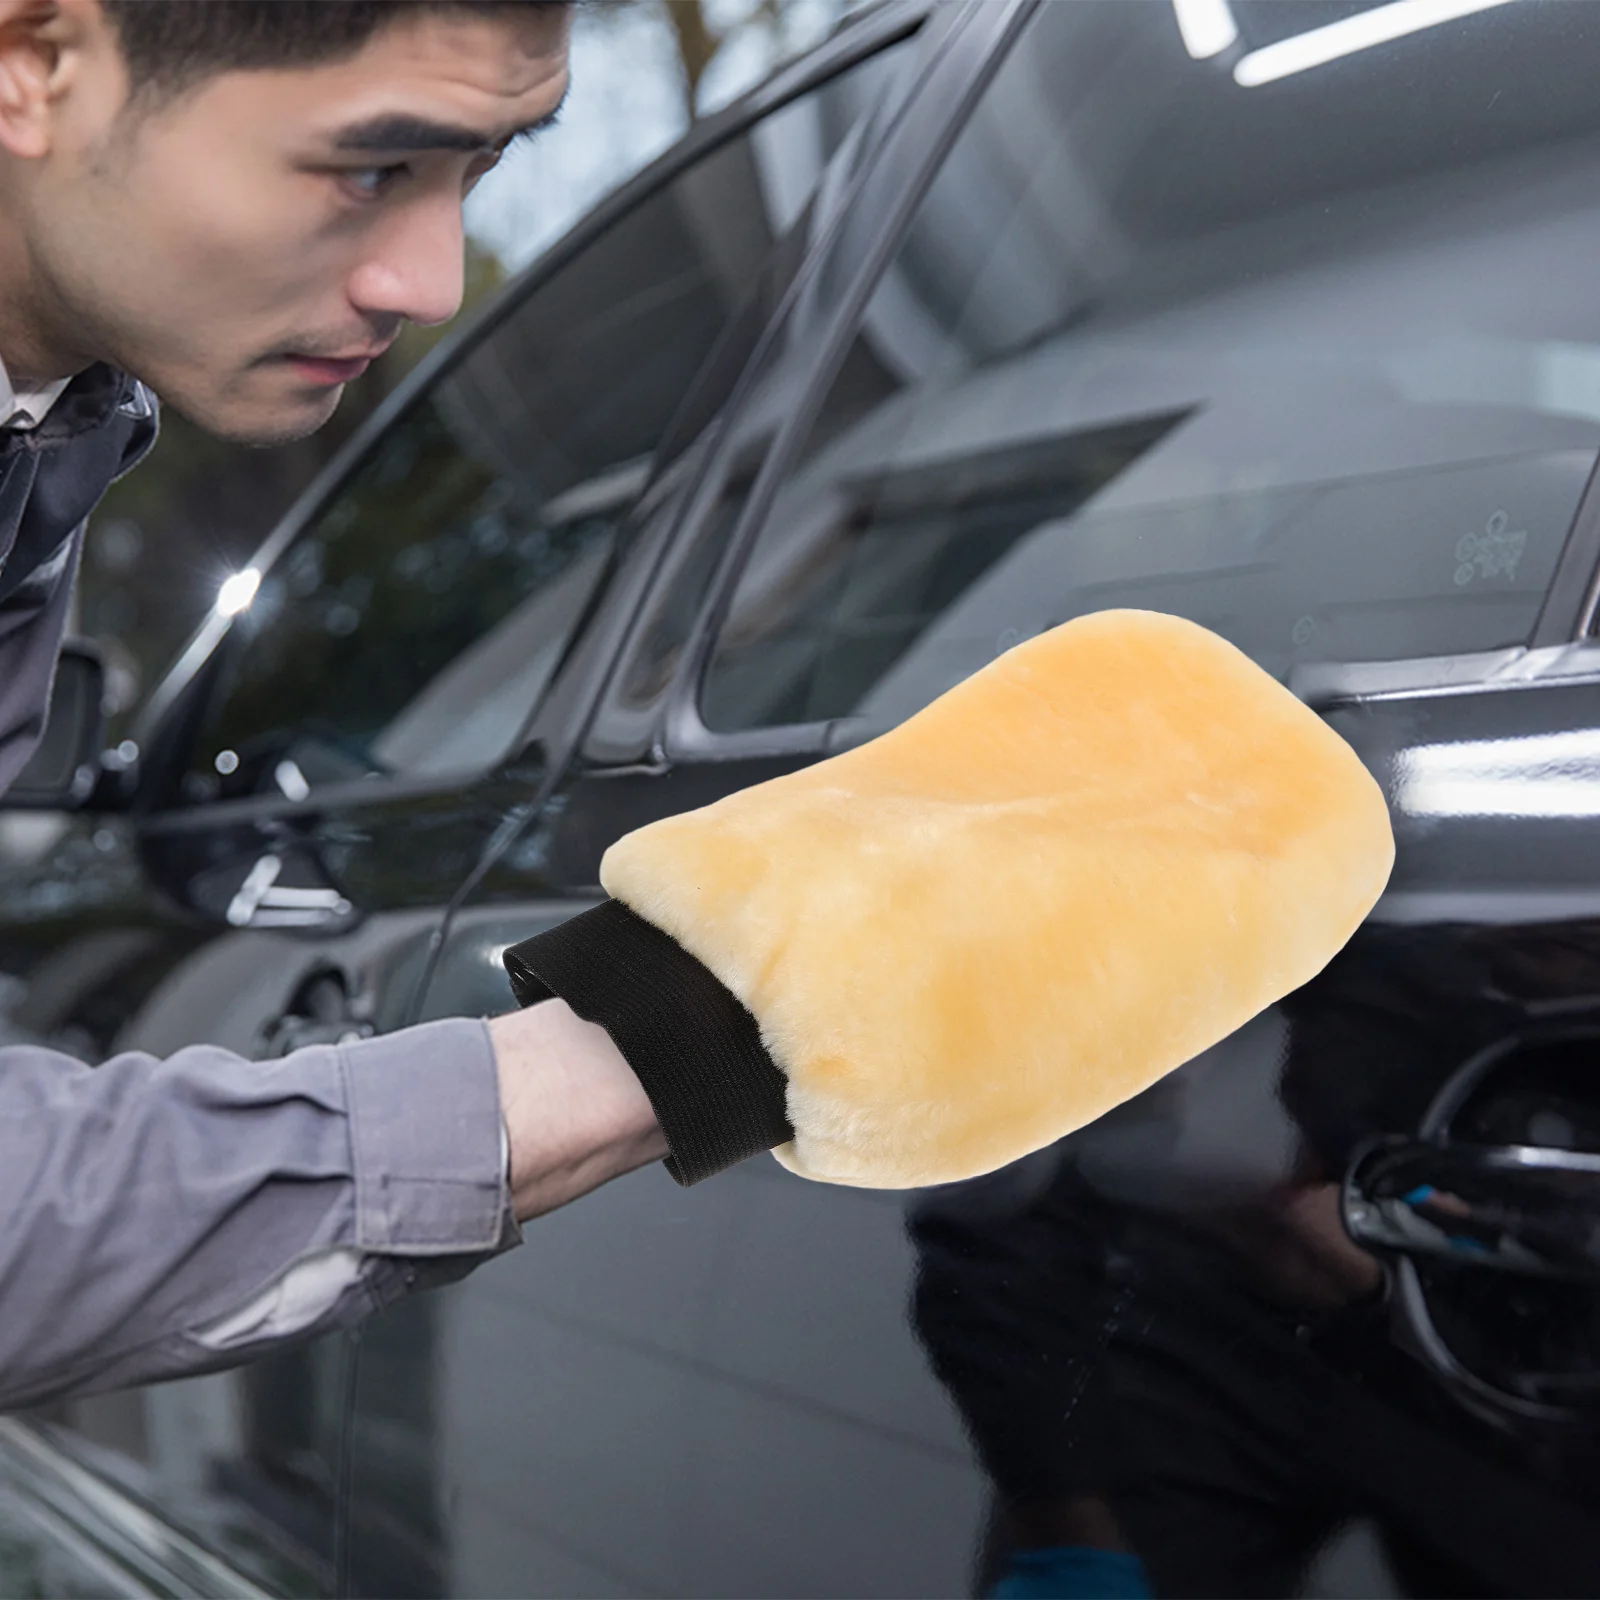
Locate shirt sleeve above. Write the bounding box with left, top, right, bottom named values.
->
left=188, top=1051, right=523, bottom=1357
left=0, top=1017, right=518, bottom=1411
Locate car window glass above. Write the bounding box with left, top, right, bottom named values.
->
left=179, top=37, right=914, bottom=805
left=700, top=0, right=1600, bottom=734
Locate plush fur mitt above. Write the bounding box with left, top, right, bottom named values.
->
left=507, top=610, right=1393, bottom=1189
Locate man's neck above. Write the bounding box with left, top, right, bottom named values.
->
left=0, top=220, right=93, bottom=389
left=0, top=223, right=92, bottom=423
left=0, top=320, right=87, bottom=392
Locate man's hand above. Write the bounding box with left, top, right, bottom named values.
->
left=489, top=999, right=667, bottom=1222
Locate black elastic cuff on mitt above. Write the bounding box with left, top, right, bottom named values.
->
left=503, top=900, right=795, bottom=1186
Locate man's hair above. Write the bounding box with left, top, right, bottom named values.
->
left=99, top=1, right=567, bottom=103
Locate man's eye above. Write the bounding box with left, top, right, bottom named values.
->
left=343, top=163, right=408, bottom=199
left=463, top=149, right=505, bottom=195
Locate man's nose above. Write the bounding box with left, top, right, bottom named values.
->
left=345, top=197, right=467, bottom=330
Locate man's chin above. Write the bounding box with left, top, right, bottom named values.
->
left=167, top=382, right=345, bottom=447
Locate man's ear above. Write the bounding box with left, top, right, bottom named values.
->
left=0, top=0, right=96, bottom=160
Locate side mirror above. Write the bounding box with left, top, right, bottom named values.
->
left=0, top=642, right=105, bottom=810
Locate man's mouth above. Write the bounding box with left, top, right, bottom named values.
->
left=282, top=352, right=379, bottom=386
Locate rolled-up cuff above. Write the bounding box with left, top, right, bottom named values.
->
left=504, top=900, right=794, bottom=1186
left=343, top=1017, right=515, bottom=1254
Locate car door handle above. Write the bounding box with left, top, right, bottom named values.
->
left=1344, top=1133, right=1600, bottom=1282
left=227, top=853, right=352, bottom=928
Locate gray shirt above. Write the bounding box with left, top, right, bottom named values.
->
left=0, top=374, right=517, bottom=1413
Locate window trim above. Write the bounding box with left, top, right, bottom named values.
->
left=1550, top=453, right=1600, bottom=643
left=1291, top=639, right=1600, bottom=710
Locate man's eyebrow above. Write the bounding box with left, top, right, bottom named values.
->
left=332, top=100, right=565, bottom=154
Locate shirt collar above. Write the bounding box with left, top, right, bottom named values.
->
left=0, top=350, right=76, bottom=432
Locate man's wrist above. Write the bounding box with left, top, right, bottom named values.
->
left=504, top=901, right=794, bottom=1184
left=489, top=998, right=667, bottom=1221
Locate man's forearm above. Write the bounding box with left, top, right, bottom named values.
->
left=0, top=991, right=664, bottom=1410
left=0, top=1019, right=511, bottom=1410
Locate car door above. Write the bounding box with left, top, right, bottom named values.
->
left=424, top=4, right=1600, bottom=1598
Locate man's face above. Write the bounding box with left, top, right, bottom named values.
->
left=0, top=1, right=570, bottom=443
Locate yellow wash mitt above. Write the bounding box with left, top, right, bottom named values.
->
left=507, top=609, right=1393, bottom=1188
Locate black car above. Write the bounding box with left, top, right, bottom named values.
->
left=5, top=0, right=1600, bottom=1593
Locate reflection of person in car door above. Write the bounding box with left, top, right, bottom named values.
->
left=911, top=923, right=1600, bottom=1599
left=0, top=0, right=678, bottom=1410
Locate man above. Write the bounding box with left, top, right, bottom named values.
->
left=0, top=0, right=670, bottom=1411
